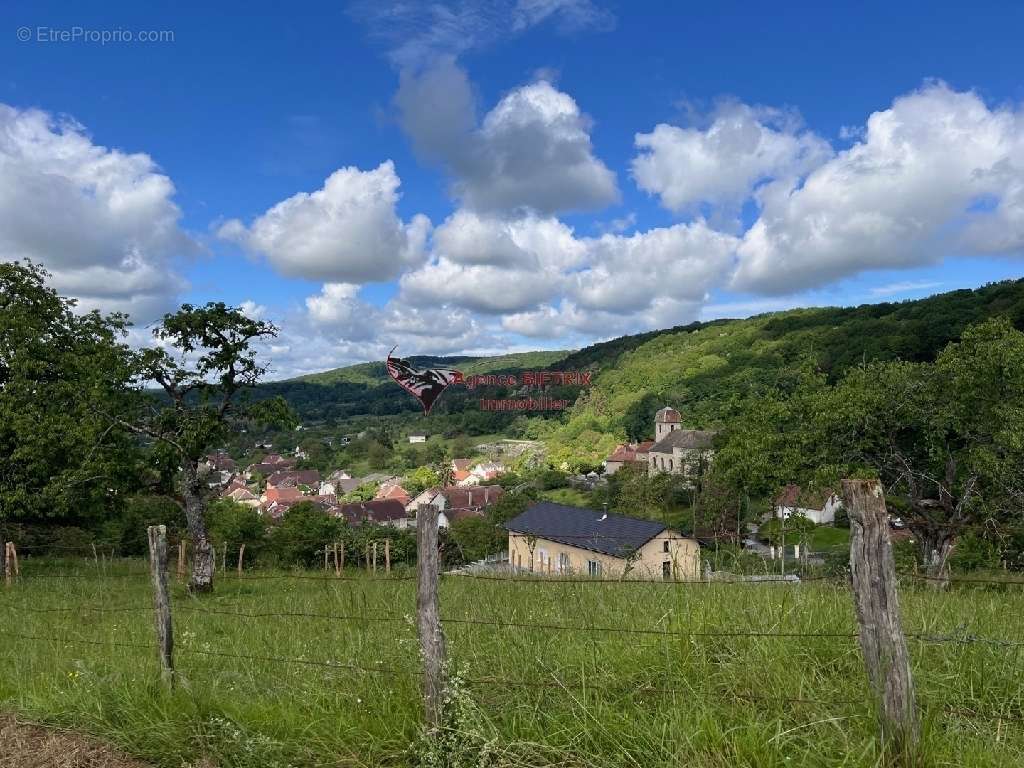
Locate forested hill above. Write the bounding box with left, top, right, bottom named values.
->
left=255, top=279, right=1024, bottom=444
left=538, top=278, right=1024, bottom=468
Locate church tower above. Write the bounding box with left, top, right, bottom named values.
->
left=654, top=406, right=682, bottom=441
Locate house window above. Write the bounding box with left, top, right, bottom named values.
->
left=558, top=552, right=570, bottom=573
left=668, top=458, right=673, bottom=471
left=662, top=561, right=672, bottom=580
left=538, top=548, right=549, bottom=570
left=587, top=560, right=602, bottom=577
left=663, top=541, right=669, bottom=553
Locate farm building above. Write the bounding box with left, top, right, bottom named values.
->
left=774, top=485, right=842, bottom=525
left=504, top=501, right=700, bottom=580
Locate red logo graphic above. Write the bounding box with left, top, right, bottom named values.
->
left=385, top=347, right=464, bottom=414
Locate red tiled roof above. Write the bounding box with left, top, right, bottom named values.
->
left=266, top=486, right=302, bottom=503
left=607, top=441, right=656, bottom=463
left=453, top=469, right=472, bottom=481
left=441, top=485, right=504, bottom=510
left=655, top=407, right=681, bottom=423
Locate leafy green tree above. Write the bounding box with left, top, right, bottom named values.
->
left=819, top=319, right=1024, bottom=576
left=366, top=441, right=391, bottom=470
left=114, top=303, right=293, bottom=592
left=265, top=501, right=343, bottom=567
left=343, top=482, right=377, bottom=502
left=449, top=515, right=503, bottom=562
left=0, top=262, right=140, bottom=561
left=206, top=498, right=265, bottom=559
left=403, top=466, right=440, bottom=497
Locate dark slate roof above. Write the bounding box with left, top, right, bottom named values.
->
left=337, top=499, right=409, bottom=525
left=504, top=502, right=667, bottom=559
left=649, top=429, right=716, bottom=453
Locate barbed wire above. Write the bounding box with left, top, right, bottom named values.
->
left=2, top=628, right=1021, bottom=724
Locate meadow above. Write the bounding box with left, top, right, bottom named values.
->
left=1, top=559, right=1022, bottom=768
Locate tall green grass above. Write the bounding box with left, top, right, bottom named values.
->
left=0, top=560, right=1021, bottom=767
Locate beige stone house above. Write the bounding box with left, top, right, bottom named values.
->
left=505, top=501, right=700, bottom=580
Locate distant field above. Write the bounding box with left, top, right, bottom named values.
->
left=1, top=560, right=1022, bottom=767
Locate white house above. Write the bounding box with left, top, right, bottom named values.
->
left=774, top=485, right=842, bottom=525
left=408, top=434, right=427, bottom=444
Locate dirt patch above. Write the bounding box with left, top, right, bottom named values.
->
left=0, top=714, right=157, bottom=768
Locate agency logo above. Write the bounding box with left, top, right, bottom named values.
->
left=386, top=347, right=593, bottom=413
left=386, top=347, right=464, bottom=414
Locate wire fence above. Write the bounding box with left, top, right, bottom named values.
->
left=3, top=499, right=1024, bottom=765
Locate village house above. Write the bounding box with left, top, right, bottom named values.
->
left=603, top=441, right=655, bottom=475
left=505, top=501, right=700, bottom=580
left=457, top=461, right=505, bottom=486
left=411, top=485, right=505, bottom=528
left=225, top=486, right=260, bottom=508
left=646, top=407, right=716, bottom=479
left=336, top=499, right=411, bottom=528
left=375, top=481, right=411, bottom=508
left=774, top=485, right=842, bottom=525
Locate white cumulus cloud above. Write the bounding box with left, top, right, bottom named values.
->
left=395, top=59, right=618, bottom=215
left=0, top=104, right=194, bottom=322
left=632, top=102, right=832, bottom=216
left=732, top=83, right=1024, bottom=293
left=218, top=161, right=431, bottom=283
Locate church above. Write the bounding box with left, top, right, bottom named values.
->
left=604, top=406, right=716, bottom=479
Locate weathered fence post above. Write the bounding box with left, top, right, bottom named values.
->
left=339, top=541, right=345, bottom=572
left=4, top=542, right=13, bottom=587
left=416, top=503, right=446, bottom=730
left=324, top=545, right=329, bottom=572
left=177, top=541, right=186, bottom=581
left=333, top=542, right=340, bottom=576
left=8, top=542, right=17, bottom=579
left=843, top=478, right=919, bottom=763
left=91, top=542, right=99, bottom=569
left=147, top=525, right=174, bottom=688
left=385, top=539, right=391, bottom=574
left=237, top=543, right=245, bottom=575
left=372, top=541, right=378, bottom=575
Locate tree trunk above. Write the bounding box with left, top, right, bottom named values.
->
left=181, top=461, right=214, bottom=593
left=916, top=528, right=954, bottom=590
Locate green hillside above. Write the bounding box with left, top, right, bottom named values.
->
left=537, top=279, right=1024, bottom=468
left=256, top=279, right=1024, bottom=453
left=290, top=349, right=570, bottom=386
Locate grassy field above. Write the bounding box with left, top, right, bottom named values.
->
left=1, top=560, right=1022, bottom=767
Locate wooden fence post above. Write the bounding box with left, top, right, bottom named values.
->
left=237, top=543, right=245, bottom=575
left=385, top=539, right=391, bottom=574
left=372, top=541, right=378, bottom=575
left=9, top=543, right=16, bottom=579
left=333, top=542, right=340, bottom=576
left=843, top=479, right=919, bottom=763
left=339, top=541, right=345, bottom=572
left=147, top=525, right=174, bottom=688
left=91, top=542, right=99, bottom=569
left=365, top=543, right=370, bottom=573
left=416, top=503, right=446, bottom=730
left=177, top=541, right=186, bottom=581
left=4, top=542, right=12, bottom=587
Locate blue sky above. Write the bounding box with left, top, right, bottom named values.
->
left=3, top=1, right=1024, bottom=377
